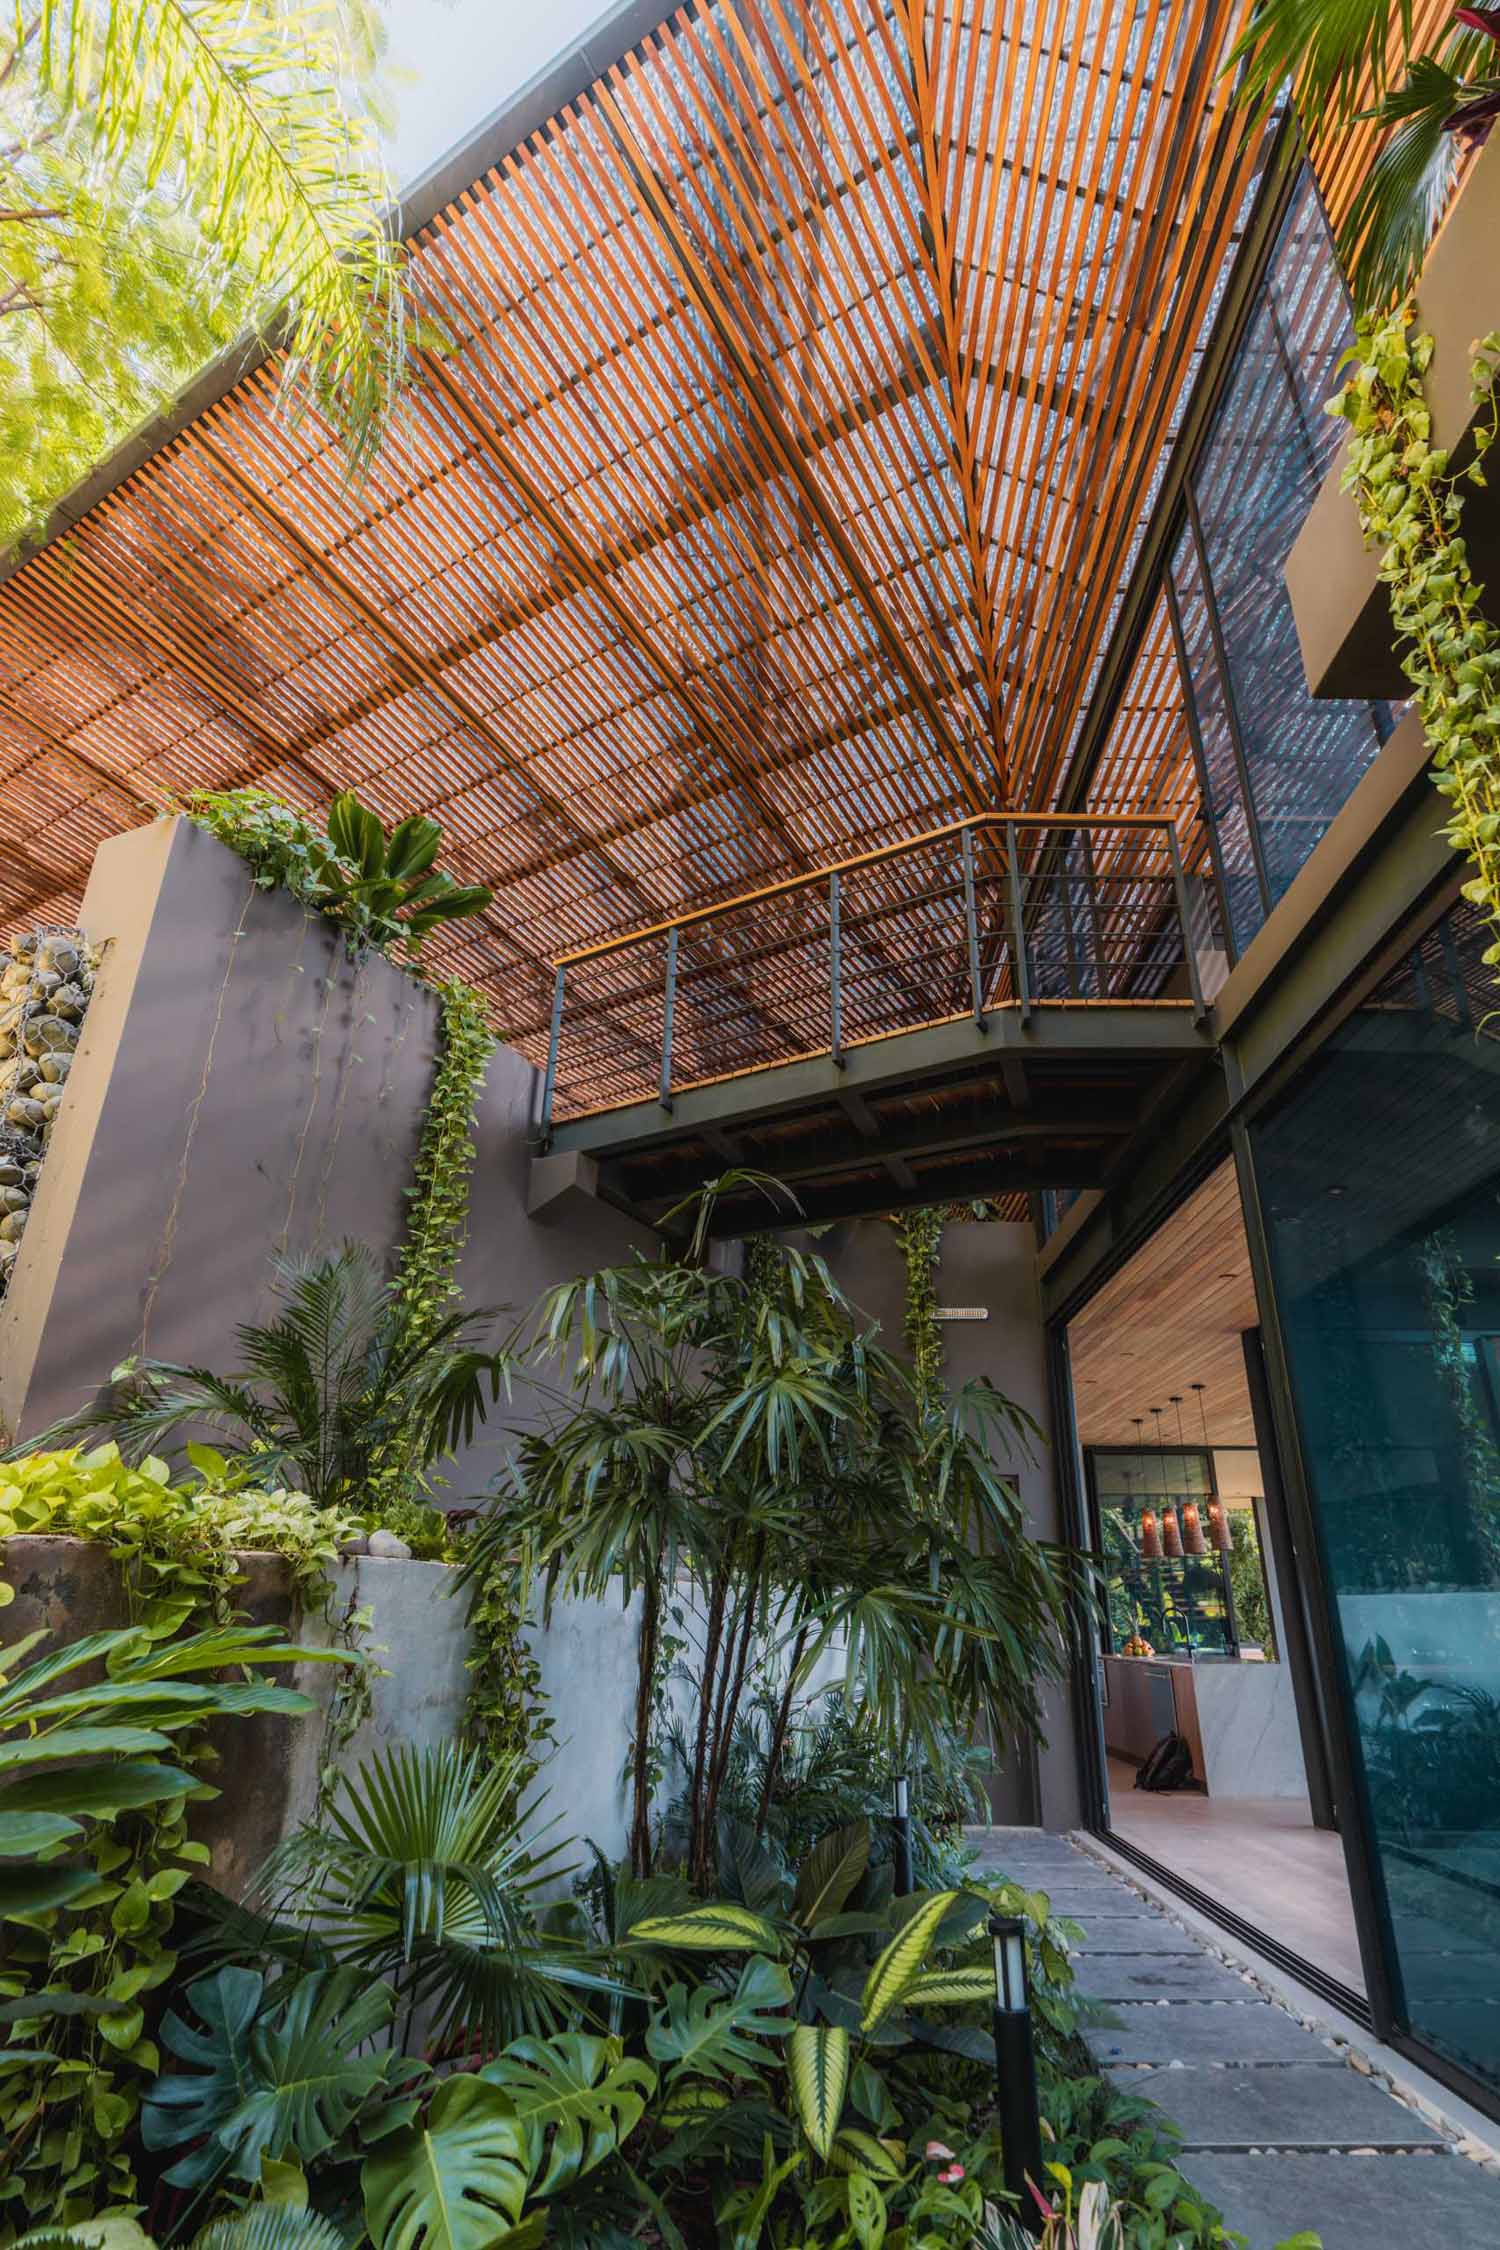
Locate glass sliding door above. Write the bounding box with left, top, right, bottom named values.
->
left=1250, top=899, right=1500, bottom=2095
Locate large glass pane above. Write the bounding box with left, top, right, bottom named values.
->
left=1252, top=900, right=1500, bottom=2093
left=1180, top=171, right=1390, bottom=944
left=1169, top=527, right=1264, bottom=955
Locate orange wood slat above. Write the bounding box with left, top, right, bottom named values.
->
left=0, top=0, right=1396, bottom=1089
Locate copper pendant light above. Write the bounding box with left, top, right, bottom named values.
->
left=1173, top=1394, right=1207, bottom=1556
left=1194, top=1382, right=1234, bottom=1551
left=1133, top=1416, right=1161, bottom=1561
left=1152, top=1406, right=1183, bottom=1557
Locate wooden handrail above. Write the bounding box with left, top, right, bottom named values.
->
left=553, top=810, right=1177, bottom=967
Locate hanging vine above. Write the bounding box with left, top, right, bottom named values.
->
left=893, top=1206, right=944, bottom=1405
left=1333, top=314, right=1500, bottom=965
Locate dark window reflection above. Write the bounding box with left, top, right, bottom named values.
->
left=1174, top=171, right=1391, bottom=956
left=1253, top=899, right=1500, bottom=2091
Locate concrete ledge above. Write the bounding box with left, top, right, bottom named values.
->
left=1285, top=130, right=1500, bottom=702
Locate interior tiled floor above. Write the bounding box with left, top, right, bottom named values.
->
left=1104, top=1756, right=1366, bottom=1994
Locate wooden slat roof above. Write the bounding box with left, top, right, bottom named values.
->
left=0, top=1, right=1379, bottom=1084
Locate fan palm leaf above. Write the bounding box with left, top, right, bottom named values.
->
left=18, top=1242, right=511, bottom=1508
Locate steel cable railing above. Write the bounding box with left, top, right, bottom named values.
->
left=541, top=812, right=1208, bottom=1128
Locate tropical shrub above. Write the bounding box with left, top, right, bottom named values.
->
left=32, top=1244, right=510, bottom=1520
left=1231, top=2, right=1500, bottom=315
left=680, top=1686, right=990, bottom=1892
left=181, top=790, right=493, bottom=966
left=1, top=2, right=402, bottom=550
left=0, top=1444, right=351, bottom=1626
left=466, top=1178, right=1081, bottom=1883
left=0, top=1620, right=329, bottom=2235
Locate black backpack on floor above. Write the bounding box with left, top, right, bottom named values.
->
left=1134, top=1731, right=1194, bottom=1792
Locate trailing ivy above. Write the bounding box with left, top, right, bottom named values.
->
left=461, top=1550, right=555, bottom=1800
left=390, top=981, right=493, bottom=1350
left=363, top=980, right=493, bottom=1546
left=893, top=1206, right=944, bottom=1404
left=1332, top=315, right=1500, bottom=967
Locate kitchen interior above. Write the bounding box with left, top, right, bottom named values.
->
left=1066, top=1161, right=1365, bottom=1994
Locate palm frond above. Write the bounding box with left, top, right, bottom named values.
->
left=1229, top=0, right=1416, bottom=122
left=35, top=0, right=405, bottom=464
left=1339, top=53, right=1466, bottom=312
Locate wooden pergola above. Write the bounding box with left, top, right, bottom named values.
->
left=0, top=2, right=1417, bottom=1089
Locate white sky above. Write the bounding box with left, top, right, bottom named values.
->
left=379, top=0, right=621, bottom=193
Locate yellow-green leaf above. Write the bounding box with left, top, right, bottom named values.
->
left=903, top=1966, right=995, bottom=2008
left=860, top=1890, right=957, bottom=2031
left=787, top=2023, right=849, bottom=2158
left=626, top=1903, right=782, bottom=1953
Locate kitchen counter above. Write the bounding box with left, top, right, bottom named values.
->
left=1102, top=1652, right=1308, bottom=1799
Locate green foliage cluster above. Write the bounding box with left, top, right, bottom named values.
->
left=1226, top=1513, right=1275, bottom=1660
left=1332, top=316, right=1500, bottom=965
left=0, top=1444, right=352, bottom=1627
left=0, top=1449, right=347, bottom=2226
left=42, top=1245, right=510, bottom=1522
left=468, top=1181, right=1072, bottom=1885
left=180, top=790, right=494, bottom=967
left=369, top=979, right=495, bottom=1548
left=19, top=1751, right=1297, bottom=2250
left=894, top=1207, right=944, bottom=1406
left=0, top=1619, right=324, bottom=2235
left=1, top=2, right=403, bottom=552
left=690, top=1688, right=990, bottom=1895
left=1231, top=2, right=1500, bottom=316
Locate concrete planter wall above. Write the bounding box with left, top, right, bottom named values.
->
left=2, top=1538, right=475, bottom=1895
left=3, top=1535, right=650, bottom=1889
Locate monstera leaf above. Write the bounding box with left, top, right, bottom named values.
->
left=478, top=2031, right=653, bottom=2195
left=363, top=2076, right=535, bottom=2250
left=645, top=1954, right=793, bottom=2089
left=143, top=1966, right=399, bottom=2188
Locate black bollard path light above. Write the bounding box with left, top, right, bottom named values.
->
left=891, top=1772, right=913, bottom=1894
left=989, top=1909, right=1045, bottom=2236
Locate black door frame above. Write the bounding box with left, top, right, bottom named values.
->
left=1047, top=881, right=1500, bottom=2123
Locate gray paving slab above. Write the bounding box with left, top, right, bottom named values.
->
left=1076, top=1954, right=1262, bottom=2004
left=1111, top=2063, right=1446, bottom=2151
left=1002, top=1879, right=1142, bottom=1906
left=1178, top=2152, right=1500, bottom=2250
left=1069, top=1914, right=1203, bottom=1954
left=1087, top=2001, right=1331, bottom=2065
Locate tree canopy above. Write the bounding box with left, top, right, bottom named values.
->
left=0, top=1, right=404, bottom=551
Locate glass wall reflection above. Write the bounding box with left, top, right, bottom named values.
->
left=1171, top=171, right=1391, bottom=957
left=1252, top=900, right=1500, bottom=2092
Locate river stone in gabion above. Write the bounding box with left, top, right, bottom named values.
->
left=0, top=925, right=97, bottom=1305
left=23, top=1015, right=78, bottom=1058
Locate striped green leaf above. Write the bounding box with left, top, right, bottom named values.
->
left=859, top=1891, right=958, bottom=2031
left=625, top=1903, right=782, bottom=1954
left=787, top=2023, right=849, bottom=2159
left=903, top=1966, right=995, bottom=2008
left=828, top=2127, right=906, bottom=2180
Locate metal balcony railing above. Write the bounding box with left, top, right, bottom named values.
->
left=541, top=813, right=1208, bottom=1129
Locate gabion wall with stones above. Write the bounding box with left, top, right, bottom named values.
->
left=0, top=930, right=95, bottom=1299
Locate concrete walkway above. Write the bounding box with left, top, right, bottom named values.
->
left=967, top=1829, right=1500, bottom=2250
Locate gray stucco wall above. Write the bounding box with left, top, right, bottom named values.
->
left=815, top=1216, right=1082, bottom=1830
left=1, top=817, right=652, bottom=1459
